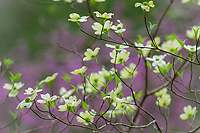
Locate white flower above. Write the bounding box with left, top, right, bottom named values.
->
left=161, top=39, right=182, bottom=53
left=83, top=47, right=100, bottom=61
left=135, top=1, right=155, bottom=12
left=71, top=66, right=87, bottom=75
left=3, top=82, right=24, bottom=97
left=120, top=63, right=138, bottom=79
left=76, top=0, right=85, bottom=3
left=184, top=45, right=200, bottom=52
left=105, top=44, right=129, bottom=51
left=77, top=109, right=96, bottom=125
left=24, top=87, right=42, bottom=95
left=110, top=49, right=130, bottom=64
left=146, top=54, right=167, bottom=67
left=114, top=82, right=122, bottom=94
left=186, top=25, right=200, bottom=39
left=181, top=0, right=190, bottom=3
left=92, top=22, right=103, bottom=35
left=111, top=20, right=126, bottom=33
left=155, top=88, right=168, bottom=97
left=94, top=11, right=114, bottom=19
left=68, top=13, right=89, bottom=22
left=64, top=0, right=73, bottom=2
left=58, top=96, right=81, bottom=111
left=135, top=42, right=153, bottom=57
left=92, top=20, right=112, bottom=35
left=156, top=94, right=171, bottom=108
left=37, top=93, right=59, bottom=104
left=153, top=61, right=170, bottom=73
left=89, top=73, right=105, bottom=90
left=180, top=105, right=197, bottom=120
left=59, top=87, right=75, bottom=98
left=16, top=93, right=37, bottom=109
left=39, top=73, right=58, bottom=85
left=104, top=109, right=123, bottom=118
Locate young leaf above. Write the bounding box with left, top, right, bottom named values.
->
left=9, top=111, right=18, bottom=119
left=179, top=53, right=183, bottom=63
left=4, top=58, right=14, bottom=68
left=149, top=22, right=157, bottom=30
left=114, top=73, right=121, bottom=84
left=62, top=73, right=72, bottom=83
left=70, top=84, right=78, bottom=94
left=146, top=60, right=151, bottom=69
left=82, top=100, right=89, bottom=110
left=137, top=90, right=143, bottom=99
left=100, top=91, right=106, bottom=99
left=176, top=38, right=185, bottom=47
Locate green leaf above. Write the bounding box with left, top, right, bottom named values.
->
left=149, top=22, right=157, bottom=30
left=82, top=100, right=89, bottom=110
left=179, top=53, right=183, bottom=63
left=146, top=60, right=151, bottom=69
left=62, top=73, right=72, bottom=83
left=137, top=90, right=143, bottom=99
left=167, top=63, right=173, bottom=72
left=9, top=111, right=18, bottom=119
left=114, top=73, right=121, bottom=84
left=137, top=35, right=147, bottom=43
left=51, top=101, right=56, bottom=108
left=4, top=58, right=14, bottom=68
left=109, top=74, right=114, bottom=82
left=166, top=33, right=177, bottom=40
left=9, top=72, right=22, bottom=83
left=191, top=26, right=200, bottom=40
left=70, top=84, right=78, bottom=94
left=176, top=38, right=185, bottom=47
left=100, top=91, right=106, bottom=99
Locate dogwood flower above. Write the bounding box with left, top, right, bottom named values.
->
left=105, top=44, right=129, bottom=51
left=3, top=82, right=24, bottom=97
left=94, top=11, right=114, bottom=19
left=111, top=20, right=126, bottom=34
left=135, top=42, right=153, bottom=57
left=92, top=20, right=112, bottom=35
left=59, top=87, right=75, bottom=98
left=114, top=82, right=122, bottom=94
left=110, top=49, right=130, bottom=64
left=146, top=54, right=167, bottom=67
left=186, top=25, right=200, bottom=39
left=16, top=93, right=37, bottom=109
left=180, top=105, right=197, bottom=120
left=76, top=0, right=85, bottom=3
left=161, top=39, right=182, bottom=53
left=135, top=1, right=155, bottom=12
left=39, top=73, right=58, bottom=85
left=155, top=88, right=168, bottom=97
left=184, top=45, right=200, bottom=52
left=71, top=66, right=87, bottom=75
left=68, top=13, right=89, bottom=22
left=120, top=63, right=138, bottom=79
left=58, top=96, right=81, bottom=111
left=77, top=109, right=96, bottom=125
left=24, top=87, right=42, bottom=95
left=83, top=47, right=100, bottom=61
left=156, top=94, right=171, bottom=108
left=37, top=93, right=59, bottom=104
left=153, top=61, right=170, bottom=73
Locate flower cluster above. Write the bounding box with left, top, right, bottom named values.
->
left=155, top=88, right=171, bottom=108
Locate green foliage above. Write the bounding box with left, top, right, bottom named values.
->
left=62, top=73, right=72, bottom=83
left=9, top=72, right=21, bottom=84
left=70, top=84, right=78, bottom=94
left=114, top=73, right=121, bottom=84
left=4, top=58, right=13, bottom=68
left=9, top=111, right=18, bottom=119
left=146, top=60, right=151, bottom=69
left=165, top=33, right=177, bottom=40
left=149, top=22, right=157, bottom=30
left=137, top=35, right=147, bottom=43
left=82, top=100, right=89, bottom=110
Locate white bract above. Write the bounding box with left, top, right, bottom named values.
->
left=24, top=87, right=42, bottom=95
left=3, top=82, right=24, bottom=97
left=16, top=93, right=37, bottom=109
left=114, top=82, right=122, bottom=94
left=135, top=42, right=153, bottom=57
left=110, top=49, right=130, bottom=64
left=156, top=94, right=171, bottom=108
left=68, top=13, right=89, bottom=22
left=180, top=105, right=197, bottom=120
left=111, top=20, right=126, bottom=33
left=37, top=93, right=59, bottom=104
left=106, top=44, right=129, bottom=51
left=39, top=73, right=58, bottom=85
left=58, top=96, right=81, bottom=111
left=186, top=25, right=200, bottom=39
left=77, top=109, right=96, bottom=125
left=155, top=88, right=168, bottom=97
left=83, top=47, right=100, bottom=61
left=184, top=45, right=200, bottom=52
left=146, top=54, right=167, bottom=67
left=135, top=1, right=155, bottom=12
left=94, top=11, right=114, bottom=19
left=71, top=66, right=87, bottom=75
left=94, top=0, right=105, bottom=2
left=161, top=40, right=182, bottom=53
left=59, top=87, right=75, bottom=98
left=120, top=63, right=138, bottom=79
left=92, top=20, right=112, bottom=35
